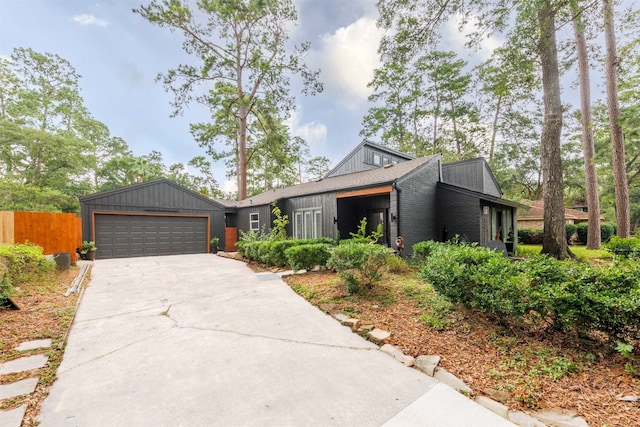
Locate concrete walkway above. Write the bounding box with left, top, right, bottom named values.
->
left=39, top=254, right=514, bottom=426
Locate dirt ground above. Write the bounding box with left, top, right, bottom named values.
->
left=279, top=267, right=640, bottom=427
left=0, top=265, right=86, bottom=427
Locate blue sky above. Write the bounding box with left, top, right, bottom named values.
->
left=0, top=0, right=396, bottom=191
left=3, top=0, right=629, bottom=192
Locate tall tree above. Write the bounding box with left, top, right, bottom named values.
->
left=571, top=0, right=601, bottom=248
left=134, top=0, right=322, bottom=200
left=376, top=0, right=570, bottom=257
left=603, top=0, right=631, bottom=237
left=537, top=0, right=569, bottom=259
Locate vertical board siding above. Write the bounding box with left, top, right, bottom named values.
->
left=81, top=180, right=228, bottom=251
left=284, top=194, right=337, bottom=240
left=0, top=211, right=15, bottom=243
left=6, top=212, right=82, bottom=263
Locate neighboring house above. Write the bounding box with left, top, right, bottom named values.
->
left=517, top=200, right=593, bottom=230
left=80, top=178, right=231, bottom=259
left=225, top=141, right=520, bottom=256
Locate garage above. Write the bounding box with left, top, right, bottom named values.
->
left=95, top=214, right=208, bottom=259
left=80, top=179, right=229, bottom=259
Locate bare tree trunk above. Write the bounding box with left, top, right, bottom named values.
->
left=538, top=3, right=569, bottom=260
left=238, top=108, right=248, bottom=200
left=603, top=0, right=631, bottom=237
left=572, top=4, right=601, bottom=249
left=489, top=94, right=502, bottom=163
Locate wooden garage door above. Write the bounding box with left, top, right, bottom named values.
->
left=95, top=214, right=208, bottom=259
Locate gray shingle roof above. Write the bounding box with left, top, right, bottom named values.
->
left=227, top=155, right=438, bottom=208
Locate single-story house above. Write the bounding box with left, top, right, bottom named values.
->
left=517, top=200, right=596, bottom=229
left=226, top=141, right=520, bottom=256
left=80, top=179, right=230, bottom=259
left=80, top=141, right=519, bottom=259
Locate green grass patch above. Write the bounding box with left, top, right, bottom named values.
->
left=518, top=244, right=612, bottom=260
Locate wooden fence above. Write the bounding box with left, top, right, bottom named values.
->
left=0, top=211, right=82, bottom=263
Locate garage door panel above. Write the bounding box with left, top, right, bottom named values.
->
left=95, top=214, right=208, bottom=259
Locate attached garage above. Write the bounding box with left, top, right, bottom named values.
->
left=81, top=179, right=229, bottom=259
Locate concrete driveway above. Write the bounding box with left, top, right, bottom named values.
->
left=39, top=254, right=514, bottom=426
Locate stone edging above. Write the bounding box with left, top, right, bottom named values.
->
left=324, top=307, right=591, bottom=427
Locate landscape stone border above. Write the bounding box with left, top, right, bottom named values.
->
left=324, top=307, right=591, bottom=427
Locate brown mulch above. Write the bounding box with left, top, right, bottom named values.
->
left=282, top=269, right=640, bottom=427
left=0, top=266, right=86, bottom=427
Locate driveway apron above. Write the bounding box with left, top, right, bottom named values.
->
left=38, top=254, right=436, bottom=426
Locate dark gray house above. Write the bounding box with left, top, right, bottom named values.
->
left=80, top=178, right=228, bottom=259
left=227, top=141, right=519, bottom=255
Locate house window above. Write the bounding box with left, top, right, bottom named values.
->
left=373, top=153, right=381, bottom=166
left=250, top=212, right=259, bottom=232
left=383, top=156, right=391, bottom=166
left=293, top=208, right=322, bottom=239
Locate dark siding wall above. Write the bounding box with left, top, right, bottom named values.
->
left=327, top=146, right=411, bottom=178
left=283, top=194, right=337, bottom=239
left=442, top=161, right=483, bottom=194
left=327, top=148, right=372, bottom=177
left=396, top=160, right=440, bottom=256
left=236, top=205, right=272, bottom=236
left=80, top=181, right=226, bottom=249
left=436, top=186, right=482, bottom=243
left=483, top=167, right=501, bottom=197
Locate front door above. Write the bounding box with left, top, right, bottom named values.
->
left=367, top=209, right=387, bottom=246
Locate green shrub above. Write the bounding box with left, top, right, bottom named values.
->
left=518, top=228, right=543, bottom=244
left=386, top=255, right=409, bottom=273
left=285, top=244, right=331, bottom=271
left=600, top=222, right=615, bottom=243
left=327, top=242, right=393, bottom=293
left=576, top=223, right=588, bottom=244
left=412, top=240, right=441, bottom=262
left=0, top=243, right=55, bottom=303
left=605, top=236, right=640, bottom=259
left=566, top=223, right=577, bottom=243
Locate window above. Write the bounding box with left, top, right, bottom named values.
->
left=373, top=153, right=381, bottom=166
left=293, top=208, right=322, bottom=239
left=383, top=156, right=391, bottom=166
left=250, top=213, right=259, bottom=232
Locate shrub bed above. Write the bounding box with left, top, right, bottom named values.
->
left=0, top=243, right=55, bottom=304
left=327, top=241, right=393, bottom=293
left=605, top=236, right=640, bottom=259
left=417, top=241, right=640, bottom=342
left=518, top=228, right=544, bottom=244
left=285, top=244, right=331, bottom=271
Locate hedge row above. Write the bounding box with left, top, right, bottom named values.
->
left=418, top=241, right=640, bottom=342
left=605, top=236, right=640, bottom=259
left=518, top=222, right=618, bottom=245
left=236, top=238, right=333, bottom=267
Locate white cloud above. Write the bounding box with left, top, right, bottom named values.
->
left=222, top=180, right=238, bottom=194
left=440, top=14, right=503, bottom=63
left=72, top=14, right=109, bottom=28
left=312, top=17, right=383, bottom=110
left=286, top=110, right=328, bottom=147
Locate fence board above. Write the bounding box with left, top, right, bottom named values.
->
left=11, top=212, right=81, bottom=263
left=0, top=211, right=15, bottom=244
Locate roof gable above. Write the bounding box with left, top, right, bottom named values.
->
left=234, top=155, right=438, bottom=208
left=80, top=178, right=227, bottom=210
left=441, top=158, right=502, bottom=197
left=325, top=140, right=415, bottom=178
